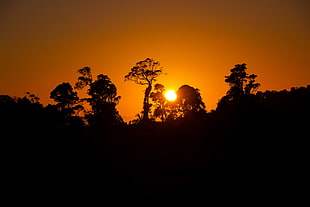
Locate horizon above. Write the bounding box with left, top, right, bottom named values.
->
left=1, top=0, right=309, bottom=122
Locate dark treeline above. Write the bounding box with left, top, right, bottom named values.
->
left=1, top=59, right=309, bottom=201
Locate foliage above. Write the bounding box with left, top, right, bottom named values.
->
left=125, top=58, right=163, bottom=120
left=2, top=62, right=310, bottom=199
left=150, top=83, right=167, bottom=121
left=176, top=85, right=206, bottom=117
left=150, top=84, right=206, bottom=122
left=50, top=82, right=81, bottom=116
left=217, top=64, right=261, bottom=116
left=88, top=74, right=121, bottom=107
left=224, top=63, right=260, bottom=100
left=0, top=92, right=44, bottom=130
left=124, top=58, right=162, bottom=85
left=75, top=67, right=92, bottom=90
left=75, top=67, right=123, bottom=126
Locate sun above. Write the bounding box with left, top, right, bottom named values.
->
left=165, top=90, right=177, bottom=101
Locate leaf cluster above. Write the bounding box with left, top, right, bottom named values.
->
left=124, top=58, right=163, bottom=85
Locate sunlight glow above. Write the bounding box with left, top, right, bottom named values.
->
left=165, top=90, right=177, bottom=101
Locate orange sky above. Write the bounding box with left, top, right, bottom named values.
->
left=1, top=0, right=309, bottom=122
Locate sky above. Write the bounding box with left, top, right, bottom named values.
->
left=1, top=0, right=309, bottom=122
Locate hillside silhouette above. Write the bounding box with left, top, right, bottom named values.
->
left=1, top=61, right=309, bottom=201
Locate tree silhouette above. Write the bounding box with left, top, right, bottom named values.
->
left=88, top=74, right=122, bottom=125
left=149, top=84, right=207, bottom=121
left=0, top=93, right=46, bottom=131
left=49, top=83, right=84, bottom=128
left=50, top=82, right=80, bottom=116
left=216, top=63, right=261, bottom=121
left=75, top=67, right=92, bottom=90
left=2, top=60, right=310, bottom=178
left=224, top=63, right=260, bottom=101
left=25, top=91, right=40, bottom=104
left=75, top=67, right=123, bottom=125
left=176, top=85, right=206, bottom=118
left=0, top=95, right=15, bottom=105
left=244, top=74, right=260, bottom=95
left=150, top=83, right=167, bottom=121
left=124, top=58, right=163, bottom=121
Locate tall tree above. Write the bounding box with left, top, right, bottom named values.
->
left=50, top=82, right=80, bottom=116
left=217, top=63, right=261, bottom=116
left=124, top=58, right=163, bottom=120
left=224, top=63, right=260, bottom=100
left=88, top=74, right=122, bottom=125
left=75, top=67, right=92, bottom=90
left=75, top=67, right=123, bottom=125
left=176, top=85, right=206, bottom=118
left=150, top=83, right=167, bottom=121
left=244, top=74, right=260, bottom=95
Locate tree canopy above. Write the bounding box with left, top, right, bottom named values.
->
left=1, top=60, right=309, bottom=193
left=224, top=63, right=260, bottom=100
left=50, top=82, right=79, bottom=113
left=125, top=58, right=163, bottom=121
left=75, top=67, right=123, bottom=126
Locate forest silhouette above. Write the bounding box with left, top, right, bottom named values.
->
left=1, top=58, right=309, bottom=201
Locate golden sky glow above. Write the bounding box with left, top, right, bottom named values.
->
left=0, top=0, right=309, bottom=121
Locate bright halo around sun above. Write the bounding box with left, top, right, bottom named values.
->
left=165, top=90, right=177, bottom=101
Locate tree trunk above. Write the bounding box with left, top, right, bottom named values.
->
left=143, top=84, right=152, bottom=120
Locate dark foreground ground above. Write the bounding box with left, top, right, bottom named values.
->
left=3, top=113, right=308, bottom=203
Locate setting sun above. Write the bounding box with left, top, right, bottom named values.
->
left=165, top=90, right=177, bottom=101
